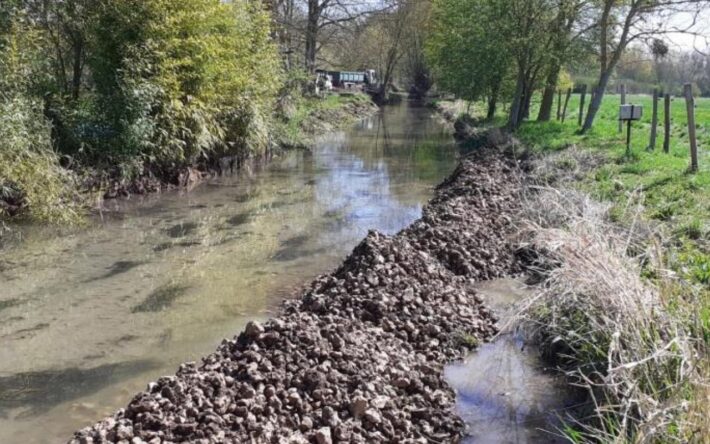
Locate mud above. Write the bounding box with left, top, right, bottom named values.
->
left=71, top=151, right=523, bottom=443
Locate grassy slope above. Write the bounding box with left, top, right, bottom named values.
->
left=518, top=96, right=710, bottom=442
left=279, top=93, right=375, bottom=145
left=451, top=93, right=709, bottom=290
left=439, top=93, right=709, bottom=441
left=518, top=94, right=709, bottom=290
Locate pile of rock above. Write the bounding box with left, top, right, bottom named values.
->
left=71, top=152, right=523, bottom=444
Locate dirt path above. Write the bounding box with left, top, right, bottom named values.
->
left=71, top=151, right=524, bottom=444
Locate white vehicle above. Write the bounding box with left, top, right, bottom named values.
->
left=317, top=73, right=333, bottom=91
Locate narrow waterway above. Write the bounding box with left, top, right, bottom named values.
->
left=446, top=279, right=575, bottom=443
left=0, top=102, right=458, bottom=443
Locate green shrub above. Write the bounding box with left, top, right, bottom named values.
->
left=0, top=96, right=80, bottom=223
left=0, top=24, right=80, bottom=223
left=86, top=0, right=281, bottom=175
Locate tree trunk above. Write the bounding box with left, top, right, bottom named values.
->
left=71, top=37, right=84, bottom=100
left=508, top=68, right=525, bottom=130
left=486, top=79, right=500, bottom=121
left=304, top=0, right=319, bottom=73
left=521, top=87, right=532, bottom=123
left=537, top=63, right=560, bottom=121
left=581, top=71, right=612, bottom=133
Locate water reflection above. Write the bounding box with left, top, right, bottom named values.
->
left=445, top=279, right=576, bottom=443
left=0, top=101, right=458, bottom=443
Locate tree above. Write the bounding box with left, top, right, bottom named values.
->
left=427, top=0, right=513, bottom=119
left=536, top=0, right=591, bottom=121
left=301, top=0, right=392, bottom=73
left=500, top=0, right=559, bottom=129
left=581, top=0, right=710, bottom=132
left=17, top=0, right=98, bottom=100
left=400, top=1, right=433, bottom=97
left=87, top=0, right=282, bottom=167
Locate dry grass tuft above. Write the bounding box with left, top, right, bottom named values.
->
left=513, top=187, right=707, bottom=443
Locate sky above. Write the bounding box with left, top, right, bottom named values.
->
left=665, top=10, right=710, bottom=52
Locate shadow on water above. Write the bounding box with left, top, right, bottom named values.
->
left=85, top=261, right=145, bottom=282
left=0, top=299, right=22, bottom=312
left=164, top=222, right=199, bottom=238
left=225, top=213, right=251, bottom=227
left=3, top=323, right=50, bottom=340
left=131, top=284, right=190, bottom=313
left=271, top=235, right=317, bottom=262
left=152, top=241, right=202, bottom=252
left=0, top=360, right=160, bottom=417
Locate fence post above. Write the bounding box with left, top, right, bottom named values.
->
left=648, top=88, right=658, bottom=151
left=683, top=84, right=699, bottom=172
left=557, top=89, right=562, bottom=121
left=562, top=88, right=572, bottom=123
left=663, top=93, right=671, bottom=153
left=618, top=84, right=626, bottom=133
left=578, top=84, right=587, bottom=127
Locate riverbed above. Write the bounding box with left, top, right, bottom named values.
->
left=0, top=102, right=458, bottom=443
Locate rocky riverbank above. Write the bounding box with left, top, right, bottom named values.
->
left=71, top=149, right=524, bottom=444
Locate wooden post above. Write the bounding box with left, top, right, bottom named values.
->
left=663, top=93, right=671, bottom=153
left=578, top=84, right=587, bottom=126
left=618, top=84, right=626, bottom=133
left=684, top=83, right=699, bottom=172
left=648, top=88, right=658, bottom=151
left=556, top=89, right=562, bottom=121
left=562, top=88, right=572, bottom=123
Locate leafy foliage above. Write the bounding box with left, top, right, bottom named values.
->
left=0, top=0, right=282, bottom=222
left=85, top=0, right=282, bottom=170
left=0, top=29, right=80, bottom=222
left=426, top=0, right=512, bottom=102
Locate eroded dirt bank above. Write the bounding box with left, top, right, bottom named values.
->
left=71, top=151, right=523, bottom=444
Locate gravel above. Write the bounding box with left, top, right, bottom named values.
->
left=71, top=150, right=523, bottom=444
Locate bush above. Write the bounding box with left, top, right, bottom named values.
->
left=1, top=0, right=282, bottom=221
left=0, top=23, right=80, bottom=223
left=86, top=0, right=281, bottom=176
left=0, top=96, right=80, bottom=223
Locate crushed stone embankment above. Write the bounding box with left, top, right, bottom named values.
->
left=71, top=151, right=523, bottom=444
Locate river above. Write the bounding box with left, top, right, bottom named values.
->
left=0, top=102, right=459, bottom=443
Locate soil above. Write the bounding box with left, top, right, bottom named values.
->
left=70, top=149, right=525, bottom=444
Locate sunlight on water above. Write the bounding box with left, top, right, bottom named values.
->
left=445, top=279, right=577, bottom=444
left=0, top=102, right=458, bottom=443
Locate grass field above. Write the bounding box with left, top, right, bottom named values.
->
left=516, top=94, right=710, bottom=442
left=441, top=92, right=710, bottom=291
left=515, top=94, right=710, bottom=289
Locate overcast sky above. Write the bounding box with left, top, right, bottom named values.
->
left=665, top=10, right=710, bottom=52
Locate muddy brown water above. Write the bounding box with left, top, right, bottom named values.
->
left=0, top=103, right=457, bottom=443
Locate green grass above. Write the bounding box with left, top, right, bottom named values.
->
left=476, top=94, right=710, bottom=292
left=280, top=93, right=372, bottom=144
left=440, top=94, right=709, bottom=302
